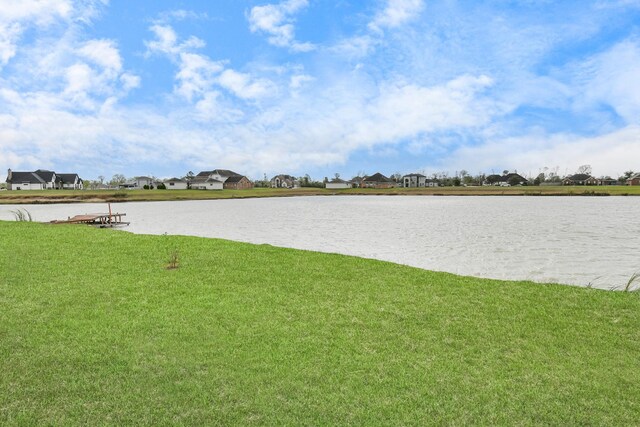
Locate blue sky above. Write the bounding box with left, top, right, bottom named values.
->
left=1, top=0, right=639, bottom=181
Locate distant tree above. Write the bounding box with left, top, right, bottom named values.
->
left=508, top=175, right=522, bottom=186
left=533, top=173, right=545, bottom=186
left=334, top=173, right=340, bottom=180
left=502, top=169, right=509, bottom=175
left=453, top=177, right=461, bottom=186
left=157, top=183, right=166, bottom=190
left=184, top=171, right=195, bottom=188
left=97, top=175, right=105, bottom=184
left=110, top=174, right=126, bottom=186
left=485, top=174, right=501, bottom=185
left=619, top=170, right=634, bottom=183
left=576, top=164, right=592, bottom=175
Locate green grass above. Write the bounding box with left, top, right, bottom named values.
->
left=1, top=222, right=639, bottom=425
left=1, top=184, right=640, bottom=204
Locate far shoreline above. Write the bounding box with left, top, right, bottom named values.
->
left=1, top=185, right=640, bottom=204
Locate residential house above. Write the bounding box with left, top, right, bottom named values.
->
left=191, top=176, right=223, bottom=190
left=5, top=169, right=82, bottom=190
left=402, top=173, right=438, bottom=188
left=402, top=173, right=426, bottom=188
left=325, top=178, right=351, bottom=189
left=165, top=178, right=188, bottom=190
left=58, top=173, right=83, bottom=190
left=120, top=176, right=156, bottom=189
left=562, top=174, right=598, bottom=186
left=271, top=174, right=298, bottom=188
left=627, top=173, right=640, bottom=186
left=350, top=176, right=364, bottom=188
left=224, top=175, right=253, bottom=190
left=597, top=177, right=618, bottom=186
left=196, top=169, right=253, bottom=190
left=361, top=173, right=396, bottom=189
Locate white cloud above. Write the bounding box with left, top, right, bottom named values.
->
left=247, top=0, right=315, bottom=52
left=369, top=0, right=425, bottom=31
left=438, top=126, right=640, bottom=178
left=77, top=39, right=122, bottom=72
left=0, top=22, right=21, bottom=67
left=146, top=24, right=274, bottom=101
left=574, top=39, right=640, bottom=124
left=0, top=0, right=73, bottom=24
left=218, top=69, right=274, bottom=99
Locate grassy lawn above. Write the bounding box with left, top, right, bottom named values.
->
left=1, top=185, right=640, bottom=204
left=1, top=222, right=639, bottom=425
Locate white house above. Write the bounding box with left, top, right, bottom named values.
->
left=191, top=176, right=223, bottom=190
left=325, top=178, right=351, bottom=189
left=59, top=173, right=83, bottom=190
left=165, top=178, right=188, bottom=190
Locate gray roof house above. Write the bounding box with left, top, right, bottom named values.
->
left=5, top=169, right=82, bottom=190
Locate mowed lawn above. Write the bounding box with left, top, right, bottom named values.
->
left=1, top=222, right=639, bottom=425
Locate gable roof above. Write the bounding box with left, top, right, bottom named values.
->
left=363, top=172, right=393, bottom=183
left=58, top=173, right=81, bottom=184
left=224, top=175, right=247, bottom=183
left=166, top=177, right=186, bottom=183
left=192, top=176, right=223, bottom=184
left=197, top=169, right=242, bottom=178
left=329, top=178, right=348, bottom=183
left=7, top=170, right=57, bottom=184
left=271, top=174, right=296, bottom=181
left=403, top=173, right=426, bottom=178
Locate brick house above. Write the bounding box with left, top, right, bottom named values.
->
left=224, top=175, right=254, bottom=190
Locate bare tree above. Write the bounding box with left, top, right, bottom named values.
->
left=576, top=164, right=592, bottom=175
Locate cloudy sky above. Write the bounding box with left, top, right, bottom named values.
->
left=1, top=0, right=639, bottom=181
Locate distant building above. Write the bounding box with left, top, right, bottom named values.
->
left=401, top=173, right=438, bottom=188
left=562, top=174, right=598, bottom=186
left=5, top=169, right=83, bottom=190
left=224, top=175, right=254, bottom=190
left=597, top=177, right=618, bottom=186
left=402, top=173, right=426, bottom=188
left=271, top=174, right=298, bottom=188
left=325, top=178, right=351, bottom=189
left=165, top=178, right=188, bottom=190
left=361, top=173, right=396, bottom=189
left=627, top=173, right=640, bottom=186
left=195, top=169, right=253, bottom=190
left=191, top=177, right=223, bottom=190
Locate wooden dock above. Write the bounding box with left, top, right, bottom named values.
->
left=50, top=204, right=129, bottom=228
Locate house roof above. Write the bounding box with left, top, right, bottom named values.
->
left=627, top=173, right=640, bottom=180
left=7, top=171, right=44, bottom=184
left=224, top=175, right=247, bottom=183
left=6, top=170, right=64, bottom=184
left=35, top=170, right=59, bottom=182
left=198, top=169, right=242, bottom=178
left=134, top=176, right=153, bottom=180
left=271, top=174, right=296, bottom=181
left=166, top=177, right=186, bottom=183
left=363, top=172, right=393, bottom=183
left=403, top=173, right=426, bottom=178
left=58, top=173, right=81, bottom=184
left=192, top=176, right=223, bottom=184
left=329, top=178, right=348, bottom=183
left=501, top=173, right=526, bottom=182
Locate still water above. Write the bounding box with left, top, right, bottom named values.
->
left=2, top=196, right=638, bottom=289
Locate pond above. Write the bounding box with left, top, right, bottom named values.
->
left=2, top=195, right=638, bottom=289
